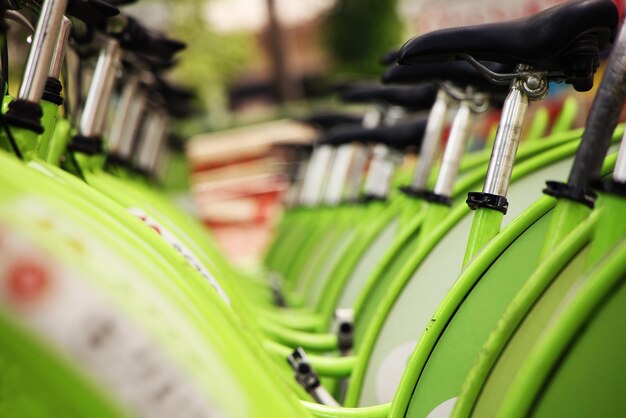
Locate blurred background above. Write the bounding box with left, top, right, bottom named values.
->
left=93, top=0, right=621, bottom=265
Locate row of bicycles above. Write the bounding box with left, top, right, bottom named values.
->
left=0, top=0, right=625, bottom=417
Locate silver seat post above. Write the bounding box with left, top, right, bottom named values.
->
left=5, top=0, right=69, bottom=136
left=324, top=144, right=359, bottom=205
left=18, top=0, right=68, bottom=104
left=107, top=75, right=140, bottom=155
left=363, top=144, right=403, bottom=201
left=433, top=88, right=488, bottom=201
left=48, top=17, right=72, bottom=81
left=145, top=112, right=170, bottom=176
left=135, top=110, right=167, bottom=174
left=78, top=38, right=121, bottom=141
left=299, top=145, right=336, bottom=207
left=482, top=85, right=528, bottom=198
left=37, top=17, right=71, bottom=158
left=468, top=64, right=548, bottom=214
left=410, top=88, right=450, bottom=191
left=322, top=105, right=384, bottom=205
left=116, top=89, right=148, bottom=162
left=343, top=144, right=369, bottom=203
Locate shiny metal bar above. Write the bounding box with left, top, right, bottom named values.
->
left=136, top=112, right=166, bottom=171
left=482, top=84, right=528, bottom=196
left=79, top=39, right=121, bottom=138
left=299, top=145, right=336, bottom=206
left=344, top=145, right=369, bottom=202
left=434, top=100, right=473, bottom=197
left=117, top=90, right=148, bottom=159
left=324, top=144, right=356, bottom=205
left=146, top=113, right=169, bottom=173
left=108, top=76, right=140, bottom=154
left=49, top=17, right=71, bottom=79
left=411, top=89, right=449, bottom=190
left=18, top=0, right=69, bottom=102
left=363, top=144, right=402, bottom=199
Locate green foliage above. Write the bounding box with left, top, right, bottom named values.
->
left=168, top=0, right=257, bottom=131
left=324, top=0, right=404, bottom=76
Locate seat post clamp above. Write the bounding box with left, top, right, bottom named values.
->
left=287, top=348, right=339, bottom=406
left=466, top=192, right=509, bottom=214
left=591, top=178, right=626, bottom=198
left=399, top=186, right=453, bottom=206
left=543, top=181, right=597, bottom=208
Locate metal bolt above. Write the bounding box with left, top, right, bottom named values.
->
left=525, top=75, right=541, bottom=91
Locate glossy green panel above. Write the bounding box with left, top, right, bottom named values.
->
left=405, top=207, right=553, bottom=418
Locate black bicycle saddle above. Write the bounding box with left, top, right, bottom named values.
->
left=382, top=61, right=512, bottom=97
left=155, top=77, right=195, bottom=102
left=66, top=0, right=119, bottom=29
left=272, top=141, right=314, bottom=154
left=296, top=111, right=363, bottom=131
left=115, top=16, right=186, bottom=61
left=318, top=118, right=427, bottom=151
left=398, top=0, right=618, bottom=92
left=341, top=82, right=438, bottom=110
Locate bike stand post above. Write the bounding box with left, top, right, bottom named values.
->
left=287, top=347, right=340, bottom=407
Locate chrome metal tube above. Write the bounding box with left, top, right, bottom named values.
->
left=147, top=114, right=169, bottom=173
left=18, top=0, right=69, bottom=102
left=324, top=144, right=356, bottom=205
left=411, top=89, right=449, bottom=190
left=311, top=386, right=340, bottom=407
left=49, top=17, right=71, bottom=79
left=108, top=76, right=140, bottom=154
left=363, top=144, right=402, bottom=199
left=344, top=145, right=369, bottom=202
left=300, top=145, right=336, bottom=206
left=482, top=84, right=528, bottom=197
left=136, top=112, right=166, bottom=171
left=434, top=100, right=473, bottom=197
left=79, top=39, right=121, bottom=138
left=117, top=90, right=148, bottom=159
